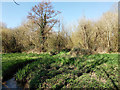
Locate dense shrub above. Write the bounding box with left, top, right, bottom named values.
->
left=2, top=28, right=24, bottom=53
left=1, top=24, right=37, bottom=53
left=46, top=31, right=68, bottom=52
left=70, top=47, right=95, bottom=56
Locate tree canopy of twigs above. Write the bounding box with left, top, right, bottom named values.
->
left=27, top=1, right=61, bottom=51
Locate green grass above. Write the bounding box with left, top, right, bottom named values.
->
left=2, top=52, right=119, bottom=89
left=2, top=53, right=45, bottom=81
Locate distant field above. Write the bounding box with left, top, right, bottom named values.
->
left=2, top=52, right=119, bottom=89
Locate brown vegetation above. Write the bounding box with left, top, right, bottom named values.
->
left=1, top=2, right=118, bottom=54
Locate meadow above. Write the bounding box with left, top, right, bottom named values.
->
left=2, top=52, right=119, bottom=89
left=1, top=2, right=119, bottom=89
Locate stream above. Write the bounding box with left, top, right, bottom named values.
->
left=2, top=77, right=24, bottom=89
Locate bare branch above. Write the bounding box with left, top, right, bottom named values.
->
left=13, top=0, right=20, bottom=5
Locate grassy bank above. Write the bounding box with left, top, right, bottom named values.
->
left=2, top=53, right=45, bottom=81
left=13, top=52, right=119, bottom=89
left=2, top=52, right=119, bottom=89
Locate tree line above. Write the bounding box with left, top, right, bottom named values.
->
left=1, top=1, right=118, bottom=53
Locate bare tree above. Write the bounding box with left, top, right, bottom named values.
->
left=27, top=1, right=61, bottom=51
left=13, top=0, right=20, bottom=5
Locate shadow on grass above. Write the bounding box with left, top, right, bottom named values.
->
left=2, top=58, right=42, bottom=82
left=101, top=67, right=119, bottom=90
left=13, top=54, right=117, bottom=89
left=29, top=66, right=63, bottom=88
left=76, top=56, right=108, bottom=77
left=30, top=55, right=111, bottom=89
